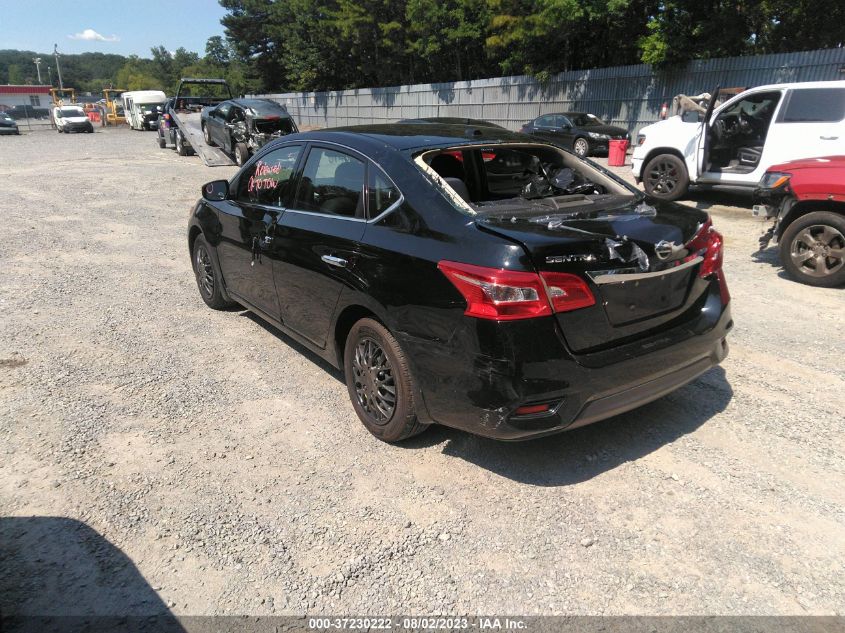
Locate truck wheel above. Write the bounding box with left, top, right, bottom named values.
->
left=234, top=142, right=249, bottom=166
left=176, top=132, right=188, bottom=156
left=203, top=124, right=215, bottom=146
left=779, top=211, right=845, bottom=287
left=573, top=137, right=590, bottom=157
left=643, top=154, right=689, bottom=201
left=158, top=134, right=166, bottom=149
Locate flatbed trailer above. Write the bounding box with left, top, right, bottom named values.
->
left=158, top=78, right=235, bottom=167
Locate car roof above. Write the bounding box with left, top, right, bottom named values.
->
left=229, top=98, right=289, bottom=113
left=307, top=123, right=528, bottom=151
left=728, top=80, right=845, bottom=93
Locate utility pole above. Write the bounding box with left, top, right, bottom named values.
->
left=53, top=44, right=63, bottom=90
left=33, top=57, right=42, bottom=83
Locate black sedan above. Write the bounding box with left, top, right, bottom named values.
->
left=201, top=98, right=298, bottom=166
left=521, top=112, right=629, bottom=157
left=188, top=124, right=731, bottom=442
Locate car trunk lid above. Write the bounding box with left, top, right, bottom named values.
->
left=474, top=195, right=711, bottom=353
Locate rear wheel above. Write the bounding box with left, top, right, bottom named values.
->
left=158, top=134, right=166, bottom=149
left=779, top=211, right=845, bottom=287
left=343, top=318, right=428, bottom=443
left=176, top=131, right=189, bottom=156
left=573, top=137, right=590, bottom=158
left=191, top=234, right=234, bottom=309
left=234, top=142, right=249, bottom=166
left=203, top=124, right=215, bottom=146
left=643, top=153, right=689, bottom=201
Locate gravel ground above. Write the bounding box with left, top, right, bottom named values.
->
left=1, top=127, right=843, bottom=618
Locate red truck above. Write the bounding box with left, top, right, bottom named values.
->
left=753, top=156, right=845, bottom=287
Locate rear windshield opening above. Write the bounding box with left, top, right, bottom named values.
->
left=416, top=143, right=634, bottom=216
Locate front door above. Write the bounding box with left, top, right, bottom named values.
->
left=215, top=143, right=304, bottom=318
left=208, top=103, right=230, bottom=147
left=272, top=144, right=368, bottom=348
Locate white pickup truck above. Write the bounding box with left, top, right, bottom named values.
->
left=631, top=81, right=845, bottom=200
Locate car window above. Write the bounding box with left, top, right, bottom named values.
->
left=236, top=144, right=302, bottom=207
left=783, top=88, right=845, bottom=122
left=368, top=168, right=401, bottom=218
left=215, top=103, right=231, bottom=119
left=293, top=147, right=365, bottom=218
left=536, top=114, right=555, bottom=128
left=228, top=106, right=245, bottom=123
left=557, top=115, right=571, bottom=127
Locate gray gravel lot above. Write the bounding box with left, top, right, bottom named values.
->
left=1, top=127, right=844, bottom=617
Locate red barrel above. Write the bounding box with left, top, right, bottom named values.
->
left=608, top=139, right=629, bottom=166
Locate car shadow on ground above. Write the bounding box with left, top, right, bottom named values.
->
left=680, top=187, right=753, bottom=211
left=0, top=516, right=184, bottom=633
left=241, top=312, right=345, bottom=383
left=404, top=366, right=732, bottom=486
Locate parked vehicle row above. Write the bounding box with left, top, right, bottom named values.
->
left=188, top=124, right=732, bottom=443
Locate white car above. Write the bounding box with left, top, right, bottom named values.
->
left=631, top=81, right=845, bottom=200
left=123, top=90, right=167, bottom=131
left=54, top=106, right=94, bottom=134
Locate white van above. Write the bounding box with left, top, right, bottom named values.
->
left=631, top=81, right=845, bottom=200
left=123, top=90, right=167, bottom=131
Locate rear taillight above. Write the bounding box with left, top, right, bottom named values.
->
left=686, top=219, right=730, bottom=304
left=540, top=271, right=596, bottom=313
left=438, top=261, right=594, bottom=321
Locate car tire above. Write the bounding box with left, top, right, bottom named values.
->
left=234, top=142, right=249, bottom=167
left=176, top=132, right=189, bottom=156
left=191, top=234, right=234, bottom=309
left=573, top=137, right=590, bottom=157
left=779, top=211, right=845, bottom=287
left=158, top=134, right=166, bottom=149
left=344, top=318, right=428, bottom=443
left=203, top=124, right=215, bottom=146
left=643, top=153, right=689, bottom=201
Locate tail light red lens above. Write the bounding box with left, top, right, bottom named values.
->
left=686, top=219, right=730, bottom=304
left=539, top=271, right=596, bottom=312
left=438, top=261, right=595, bottom=321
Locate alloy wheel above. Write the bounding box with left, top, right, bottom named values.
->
left=574, top=138, right=589, bottom=157
left=789, top=224, right=845, bottom=278
left=351, top=337, right=396, bottom=424
left=194, top=244, right=215, bottom=298
left=646, top=159, right=679, bottom=195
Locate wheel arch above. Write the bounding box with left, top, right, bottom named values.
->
left=776, top=200, right=845, bottom=241
left=333, top=304, right=382, bottom=368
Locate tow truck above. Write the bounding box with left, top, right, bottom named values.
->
left=157, top=78, right=234, bottom=166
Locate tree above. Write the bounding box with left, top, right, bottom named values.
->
left=205, top=36, right=230, bottom=65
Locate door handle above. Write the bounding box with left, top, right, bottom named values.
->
left=820, top=135, right=839, bottom=140
left=321, top=254, right=348, bottom=268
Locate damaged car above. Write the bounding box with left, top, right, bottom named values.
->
left=201, top=98, right=298, bottom=166
left=188, top=124, right=732, bottom=443
left=753, top=156, right=845, bottom=287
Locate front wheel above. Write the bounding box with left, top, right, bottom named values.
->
left=573, top=137, right=590, bottom=158
left=779, top=211, right=845, bottom=287
left=642, top=153, right=689, bottom=201
left=191, top=235, right=235, bottom=309
left=203, top=124, right=215, bottom=146
left=343, top=318, right=428, bottom=443
left=234, top=142, right=249, bottom=166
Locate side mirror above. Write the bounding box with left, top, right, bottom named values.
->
left=202, top=180, right=229, bottom=201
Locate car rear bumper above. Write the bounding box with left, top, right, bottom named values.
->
left=400, top=281, right=732, bottom=440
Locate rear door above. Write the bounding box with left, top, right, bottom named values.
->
left=271, top=144, right=368, bottom=348
left=215, top=143, right=304, bottom=318
left=766, top=86, right=845, bottom=166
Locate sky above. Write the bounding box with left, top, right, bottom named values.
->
left=0, top=0, right=229, bottom=57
